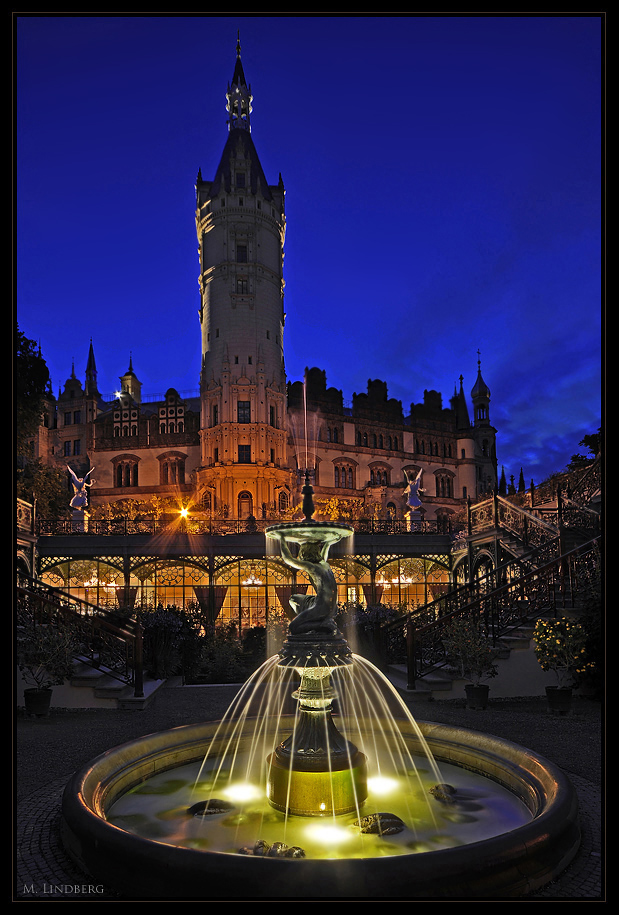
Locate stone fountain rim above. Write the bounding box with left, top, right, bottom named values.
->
left=60, top=716, right=581, bottom=899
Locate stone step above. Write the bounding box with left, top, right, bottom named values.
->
left=68, top=658, right=164, bottom=709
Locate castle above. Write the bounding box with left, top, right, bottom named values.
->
left=34, top=40, right=497, bottom=531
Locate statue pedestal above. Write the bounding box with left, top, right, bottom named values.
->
left=72, top=510, right=89, bottom=532
left=406, top=510, right=421, bottom=532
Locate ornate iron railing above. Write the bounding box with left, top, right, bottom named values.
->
left=16, top=577, right=144, bottom=697
left=36, top=516, right=460, bottom=537
left=388, top=537, right=600, bottom=689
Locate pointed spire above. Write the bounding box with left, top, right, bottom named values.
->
left=85, top=338, right=100, bottom=396
left=226, top=32, right=252, bottom=132
left=451, top=374, right=471, bottom=430
left=471, top=349, right=491, bottom=400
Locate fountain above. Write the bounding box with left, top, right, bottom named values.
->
left=60, top=475, right=581, bottom=898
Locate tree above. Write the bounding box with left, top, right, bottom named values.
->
left=15, top=324, right=51, bottom=458
left=16, top=459, right=67, bottom=518
left=498, top=465, right=507, bottom=496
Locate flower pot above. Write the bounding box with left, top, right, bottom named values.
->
left=23, top=687, right=52, bottom=717
left=545, top=686, right=573, bottom=715
left=465, top=683, right=489, bottom=710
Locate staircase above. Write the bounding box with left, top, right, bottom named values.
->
left=16, top=578, right=164, bottom=710
left=383, top=479, right=601, bottom=699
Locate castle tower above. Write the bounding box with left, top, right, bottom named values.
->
left=194, top=38, right=291, bottom=519
left=470, top=353, right=498, bottom=496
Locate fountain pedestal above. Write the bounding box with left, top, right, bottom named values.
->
left=266, top=492, right=367, bottom=816
left=267, top=667, right=367, bottom=816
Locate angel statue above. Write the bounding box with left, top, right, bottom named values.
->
left=404, top=468, right=423, bottom=509
left=67, top=466, right=95, bottom=511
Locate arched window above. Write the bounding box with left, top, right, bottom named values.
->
left=334, top=463, right=355, bottom=489
left=113, top=456, right=139, bottom=488
left=238, top=491, right=253, bottom=519
left=159, top=453, right=186, bottom=486
left=278, top=491, right=289, bottom=514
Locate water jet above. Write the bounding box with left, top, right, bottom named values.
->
left=60, top=478, right=581, bottom=898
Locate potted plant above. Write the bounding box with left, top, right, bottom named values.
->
left=533, top=617, right=587, bottom=714
left=17, top=622, right=79, bottom=716
left=442, top=615, right=499, bottom=708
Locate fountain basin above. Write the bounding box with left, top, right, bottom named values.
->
left=60, top=717, right=580, bottom=899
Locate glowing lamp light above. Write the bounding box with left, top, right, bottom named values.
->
left=222, top=782, right=262, bottom=803
left=179, top=508, right=189, bottom=519
left=367, top=775, right=398, bottom=796
left=304, top=821, right=351, bottom=847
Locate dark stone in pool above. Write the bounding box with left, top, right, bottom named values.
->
left=187, top=799, right=236, bottom=816
left=238, top=839, right=306, bottom=858
left=353, top=812, right=406, bottom=835
left=429, top=783, right=457, bottom=803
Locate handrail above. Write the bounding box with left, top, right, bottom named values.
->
left=399, top=537, right=599, bottom=689
left=16, top=577, right=144, bottom=697
left=35, top=516, right=460, bottom=537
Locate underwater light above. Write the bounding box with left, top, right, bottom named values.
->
left=367, top=775, right=399, bottom=796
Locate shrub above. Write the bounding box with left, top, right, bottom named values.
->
left=533, top=618, right=588, bottom=688
left=442, top=616, right=499, bottom=686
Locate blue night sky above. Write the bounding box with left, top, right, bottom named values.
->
left=15, top=14, right=603, bottom=486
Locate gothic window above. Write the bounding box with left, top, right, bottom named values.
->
left=160, top=455, right=185, bottom=486
left=114, top=457, right=139, bottom=488
left=238, top=401, right=251, bottom=423
left=379, top=434, right=384, bottom=449
left=363, top=433, right=368, bottom=447
left=334, top=462, right=355, bottom=489
left=435, top=473, right=453, bottom=498
left=278, top=491, right=289, bottom=514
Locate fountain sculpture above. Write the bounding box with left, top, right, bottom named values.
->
left=60, top=474, right=581, bottom=898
